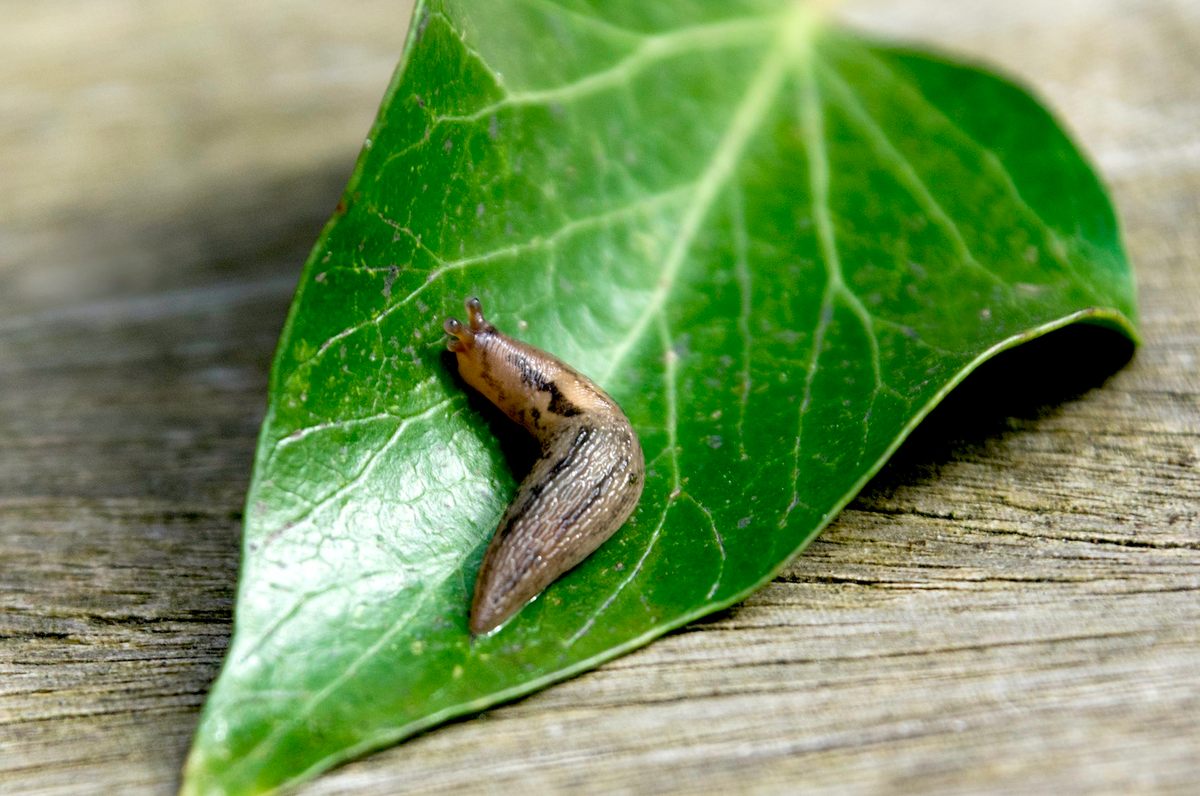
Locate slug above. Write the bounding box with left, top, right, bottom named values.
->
left=444, top=297, right=645, bottom=635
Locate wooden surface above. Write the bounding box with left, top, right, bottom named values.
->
left=1, top=2, right=1197, bottom=793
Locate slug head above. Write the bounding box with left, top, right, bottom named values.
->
left=443, top=296, right=492, bottom=353
left=444, top=296, right=503, bottom=400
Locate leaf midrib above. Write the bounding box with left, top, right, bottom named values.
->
left=599, top=4, right=820, bottom=384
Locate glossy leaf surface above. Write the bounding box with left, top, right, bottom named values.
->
left=183, top=1, right=1137, bottom=792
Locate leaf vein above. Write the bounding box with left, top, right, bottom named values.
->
left=599, top=13, right=801, bottom=384
left=729, top=184, right=754, bottom=461
left=261, top=399, right=451, bottom=548
left=784, top=59, right=840, bottom=529
left=855, top=48, right=1108, bottom=305
left=299, top=187, right=691, bottom=373
left=565, top=315, right=681, bottom=647
left=820, top=64, right=1007, bottom=290
left=519, top=0, right=647, bottom=44
left=433, top=16, right=774, bottom=126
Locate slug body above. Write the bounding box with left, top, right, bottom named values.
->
left=444, top=298, right=645, bottom=635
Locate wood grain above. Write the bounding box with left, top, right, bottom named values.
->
left=1, top=2, right=1196, bottom=794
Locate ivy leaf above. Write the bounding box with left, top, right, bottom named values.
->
left=183, top=1, right=1137, bottom=793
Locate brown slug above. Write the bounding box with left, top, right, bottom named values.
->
left=444, top=297, right=645, bottom=635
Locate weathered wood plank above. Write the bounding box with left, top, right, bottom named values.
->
left=1, top=2, right=1196, bottom=794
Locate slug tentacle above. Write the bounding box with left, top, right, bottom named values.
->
left=443, top=317, right=473, bottom=351
left=444, top=297, right=645, bottom=635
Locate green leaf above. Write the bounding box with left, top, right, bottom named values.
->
left=183, top=1, right=1137, bottom=793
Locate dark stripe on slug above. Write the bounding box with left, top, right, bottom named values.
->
left=546, top=385, right=582, bottom=417
left=542, top=425, right=593, bottom=481
left=478, top=342, right=504, bottom=394
left=495, top=426, right=594, bottom=540
left=508, top=351, right=583, bottom=417
left=511, top=352, right=549, bottom=391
